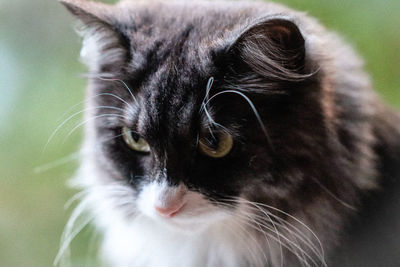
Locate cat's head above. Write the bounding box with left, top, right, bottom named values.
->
left=63, top=0, right=324, bottom=231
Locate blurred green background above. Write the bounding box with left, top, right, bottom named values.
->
left=0, top=0, right=399, bottom=266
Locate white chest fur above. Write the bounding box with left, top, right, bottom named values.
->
left=101, top=216, right=269, bottom=267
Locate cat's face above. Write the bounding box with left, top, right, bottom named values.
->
left=65, top=0, right=320, bottom=231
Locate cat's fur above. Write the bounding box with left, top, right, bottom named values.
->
left=60, top=0, right=400, bottom=266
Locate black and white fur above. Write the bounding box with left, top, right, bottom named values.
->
left=58, top=0, right=400, bottom=266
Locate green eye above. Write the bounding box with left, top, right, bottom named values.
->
left=199, top=132, right=233, bottom=158
left=122, top=127, right=150, bottom=153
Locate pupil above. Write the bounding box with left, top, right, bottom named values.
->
left=131, top=132, right=140, bottom=142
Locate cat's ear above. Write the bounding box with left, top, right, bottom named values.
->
left=60, top=0, right=128, bottom=72
left=228, top=17, right=309, bottom=82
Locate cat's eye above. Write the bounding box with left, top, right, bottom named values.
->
left=122, top=127, right=150, bottom=153
left=199, top=132, right=233, bottom=158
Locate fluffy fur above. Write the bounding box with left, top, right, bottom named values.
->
left=59, top=0, right=400, bottom=266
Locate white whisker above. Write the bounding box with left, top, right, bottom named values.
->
left=34, top=152, right=80, bottom=174
left=312, top=177, right=356, bottom=210
left=96, top=77, right=137, bottom=103
left=64, top=190, right=88, bottom=210
left=203, top=89, right=273, bottom=148
left=252, top=211, right=323, bottom=264
left=99, top=92, right=132, bottom=108
left=230, top=209, right=314, bottom=267
left=232, top=196, right=325, bottom=262
left=43, top=104, right=125, bottom=153
left=223, top=219, right=262, bottom=267
left=216, top=201, right=271, bottom=266
left=99, top=133, right=124, bottom=144
left=63, top=114, right=127, bottom=143
left=54, top=196, right=94, bottom=267
left=219, top=196, right=327, bottom=267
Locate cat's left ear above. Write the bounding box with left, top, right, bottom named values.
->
left=227, top=17, right=308, bottom=82
left=60, top=0, right=128, bottom=72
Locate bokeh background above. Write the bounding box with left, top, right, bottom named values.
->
left=1, top=0, right=399, bottom=266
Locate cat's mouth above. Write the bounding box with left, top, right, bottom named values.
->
left=136, top=181, right=230, bottom=231
left=155, top=202, right=187, bottom=218
left=153, top=206, right=230, bottom=233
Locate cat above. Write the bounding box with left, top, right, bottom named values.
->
left=58, top=0, right=400, bottom=266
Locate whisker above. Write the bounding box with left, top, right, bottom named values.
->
left=43, top=105, right=125, bottom=153
left=200, top=77, right=229, bottom=134
left=230, top=196, right=325, bottom=262
left=203, top=89, right=273, bottom=149
left=246, top=218, right=316, bottom=267
left=98, top=92, right=132, bottom=108
left=252, top=211, right=323, bottom=266
left=85, top=225, right=101, bottom=267
left=231, top=197, right=324, bottom=257
left=64, top=190, right=88, bottom=210
left=221, top=219, right=258, bottom=266
left=95, top=76, right=137, bottom=103
left=200, top=76, right=214, bottom=113
left=216, top=200, right=304, bottom=266
left=245, top=200, right=284, bottom=267
left=222, top=205, right=315, bottom=267
left=228, top=218, right=268, bottom=267
left=54, top=197, right=94, bottom=267
left=62, top=114, right=127, bottom=143
left=219, top=196, right=327, bottom=266
left=56, top=92, right=113, bottom=124
left=311, top=177, right=356, bottom=210
left=34, top=152, right=80, bottom=174
left=57, top=90, right=135, bottom=124
left=99, top=133, right=124, bottom=144
left=213, top=200, right=272, bottom=266
left=251, top=211, right=323, bottom=263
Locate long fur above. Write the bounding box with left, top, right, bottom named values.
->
left=58, top=1, right=400, bottom=266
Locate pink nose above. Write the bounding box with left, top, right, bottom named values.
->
left=155, top=201, right=185, bottom=217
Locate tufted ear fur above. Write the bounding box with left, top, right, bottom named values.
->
left=228, top=17, right=309, bottom=82
left=60, top=0, right=129, bottom=73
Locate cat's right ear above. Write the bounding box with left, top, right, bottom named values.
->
left=60, top=0, right=129, bottom=72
